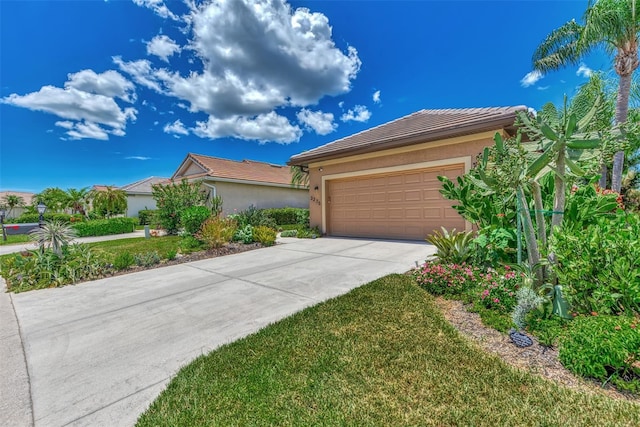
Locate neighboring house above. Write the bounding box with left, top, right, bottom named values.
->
left=0, top=191, right=36, bottom=219
left=171, top=153, right=308, bottom=215
left=120, top=176, right=168, bottom=217
left=288, top=106, right=527, bottom=240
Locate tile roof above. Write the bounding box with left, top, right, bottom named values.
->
left=175, top=154, right=295, bottom=186
left=289, top=106, right=527, bottom=164
left=120, top=176, right=169, bottom=194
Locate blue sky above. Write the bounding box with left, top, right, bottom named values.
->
left=1, top=0, right=611, bottom=193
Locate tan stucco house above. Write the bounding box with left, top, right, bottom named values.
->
left=288, top=106, right=526, bottom=240
left=172, top=153, right=308, bottom=215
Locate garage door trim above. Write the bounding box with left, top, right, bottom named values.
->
left=320, top=156, right=472, bottom=234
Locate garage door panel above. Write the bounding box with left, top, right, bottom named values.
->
left=328, top=164, right=466, bottom=240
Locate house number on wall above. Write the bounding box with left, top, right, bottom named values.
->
left=310, top=195, right=321, bottom=206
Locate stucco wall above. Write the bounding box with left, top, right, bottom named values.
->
left=305, top=131, right=499, bottom=233
left=126, top=194, right=157, bottom=217
left=206, top=180, right=308, bottom=216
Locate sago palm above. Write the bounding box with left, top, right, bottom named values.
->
left=30, top=220, right=77, bottom=256
left=532, top=0, right=639, bottom=192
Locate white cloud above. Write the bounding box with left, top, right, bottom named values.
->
left=163, top=119, right=189, bottom=136
left=131, top=0, right=180, bottom=21
left=372, top=90, right=381, bottom=104
left=117, top=0, right=360, bottom=143
left=537, top=86, right=550, bottom=91
left=341, top=105, right=371, bottom=122
left=297, top=109, right=336, bottom=135
left=193, top=112, right=302, bottom=144
left=520, top=70, right=543, bottom=88
left=65, top=69, right=136, bottom=102
left=147, top=35, right=181, bottom=62
left=125, top=156, right=151, bottom=160
left=577, top=63, right=593, bottom=78
left=3, top=83, right=137, bottom=140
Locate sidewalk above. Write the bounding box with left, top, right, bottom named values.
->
left=0, top=230, right=146, bottom=256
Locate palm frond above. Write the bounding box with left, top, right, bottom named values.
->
left=533, top=20, right=585, bottom=72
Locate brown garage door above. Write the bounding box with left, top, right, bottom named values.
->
left=327, top=164, right=465, bottom=240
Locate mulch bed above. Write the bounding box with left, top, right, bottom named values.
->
left=433, top=297, right=639, bottom=403
left=107, top=242, right=263, bottom=277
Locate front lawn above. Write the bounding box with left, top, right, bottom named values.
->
left=0, top=234, right=31, bottom=246
left=137, top=275, right=640, bottom=426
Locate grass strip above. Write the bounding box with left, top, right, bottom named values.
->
left=137, top=274, right=640, bottom=426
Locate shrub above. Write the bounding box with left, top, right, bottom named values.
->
left=138, top=209, right=158, bottom=226
left=471, top=226, right=517, bottom=267
left=181, top=206, right=211, bottom=235
left=476, top=266, right=521, bottom=314
left=12, top=213, right=74, bottom=224
left=262, top=208, right=309, bottom=226
left=196, top=217, right=237, bottom=249
left=559, top=315, right=640, bottom=391
left=73, top=217, right=137, bottom=237
left=113, top=252, right=135, bottom=270
left=280, top=229, right=298, bottom=237
left=297, top=226, right=321, bottom=239
left=29, top=220, right=77, bottom=256
left=0, top=244, right=110, bottom=292
left=253, top=226, right=277, bottom=246
left=426, top=227, right=475, bottom=264
left=165, top=250, right=178, bottom=261
left=152, top=180, right=208, bottom=235
left=550, top=213, right=640, bottom=315
left=134, top=251, right=161, bottom=267
left=180, top=236, right=204, bottom=252
left=232, top=205, right=277, bottom=229
left=412, top=262, right=479, bottom=296
left=233, top=224, right=254, bottom=244
left=512, top=286, right=545, bottom=330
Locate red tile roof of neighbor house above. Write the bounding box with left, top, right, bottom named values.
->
left=174, top=154, right=296, bottom=186
left=289, top=106, right=528, bottom=165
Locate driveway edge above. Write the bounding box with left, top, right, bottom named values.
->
left=0, top=279, right=34, bottom=427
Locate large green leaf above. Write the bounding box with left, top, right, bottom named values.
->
left=540, top=123, right=559, bottom=141
left=526, top=146, right=553, bottom=177
left=565, top=157, right=586, bottom=176
left=566, top=139, right=600, bottom=149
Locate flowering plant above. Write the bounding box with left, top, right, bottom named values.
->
left=477, top=265, right=522, bottom=313
left=412, top=262, right=479, bottom=296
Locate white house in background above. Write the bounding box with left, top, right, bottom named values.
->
left=120, top=177, right=169, bottom=217
left=0, top=191, right=36, bottom=219
left=171, top=153, right=308, bottom=215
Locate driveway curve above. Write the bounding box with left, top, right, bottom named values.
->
left=3, top=237, right=434, bottom=427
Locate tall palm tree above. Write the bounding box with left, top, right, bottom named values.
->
left=2, top=194, right=25, bottom=218
left=65, top=187, right=90, bottom=216
left=532, top=0, right=639, bottom=192
left=91, top=186, right=127, bottom=218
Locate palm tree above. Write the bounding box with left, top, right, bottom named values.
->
left=65, top=187, right=91, bottom=216
left=91, top=186, right=127, bottom=218
left=290, top=166, right=309, bottom=187
left=532, top=0, right=639, bottom=192
left=2, top=194, right=25, bottom=218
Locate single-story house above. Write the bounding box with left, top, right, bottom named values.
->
left=0, top=191, right=36, bottom=219
left=171, top=153, right=308, bottom=215
left=288, top=106, right=527, bottom=241
left=120, top=176, right=169, bottom=217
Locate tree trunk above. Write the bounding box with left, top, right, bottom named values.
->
left=612, top=70, right=633, bottom=192
left=551, top=149, right=566, bottom=231
left=531, top=181, right=549, bottom=282
left=598, top=163, right=608, bottom=188
left=516, top=186, right=542, bottom=285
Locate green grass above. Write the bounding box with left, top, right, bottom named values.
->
left=137, top=275, right=640, bottom=427
left=87, top=236, right=204, bottom=260
left=0, top=234, right=31, bottom=246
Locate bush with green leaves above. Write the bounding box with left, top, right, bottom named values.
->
left=137, top=209, right=158, bottom=226
left=559, top=315, right=640, bottom=393
left=550, top=212, right=640, bottom=315
left=180, top=206, right=211, bottom=235
left=426, top=227, right=475, bottom=264
left=29, top=220, right=77, bottom=256
left=280, top=229, right=298, bottom=237
left=472, top=226, right=517, bottom=267
left=179, top=236, right=204, bottom=252
left=113, top=252, right=135, bottom=270
left=72, top=217, right=137, bottom=237
left=0, top=244, right=110, bottom=292
left=253, top=226, right=277, bottom=246
left=196, top=217, right=237, bottom=249
left=476, top=266, right=521, bottom=314
left=152, top=180, right=208, bottom=235
left=512, top=286, right=545, bottom=330
left=12, top=213, right=75, bottom=224
left=297, top=226, right=321, bottom=238
left=262, top=208, right=309, bottom=226
left=412, top=262, right=479, bottom=296
left=134, top=251, right=161, bottom=267
left=233, top=224, right=254, bottom=244
left=231, top=205, right=278, bottom=229
left=165, top=250, right=178, bottom=261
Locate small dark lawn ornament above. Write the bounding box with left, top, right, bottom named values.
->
left=509, top=329, right=533, bottom=348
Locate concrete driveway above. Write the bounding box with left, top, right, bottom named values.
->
left=1, top=237, right=434, bottom=427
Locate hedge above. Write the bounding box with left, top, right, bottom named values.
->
left=262, top=208, right=309, bottom=226
left=10, top=213, right=83, bottom=224
left=137, top=209, right=158, bottom=225
left=73, top=217, right=138, bottom=237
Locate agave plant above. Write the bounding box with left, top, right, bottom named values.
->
left=29, top=220, right=77, bottom=256
left=426, top=227, right=475, bottom=264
